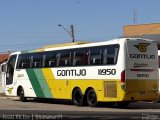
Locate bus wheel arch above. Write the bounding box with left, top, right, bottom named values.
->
left=72, top=87, right=84, bottom=106
left=17, top=86, right=27, bottom=102
left=86, top=88, right=98, bottom=107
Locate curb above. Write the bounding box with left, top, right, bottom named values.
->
left=0, top=97, right=18, bottom=100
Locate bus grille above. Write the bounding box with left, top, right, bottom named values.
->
left=104, top=81, right=117, bottom=98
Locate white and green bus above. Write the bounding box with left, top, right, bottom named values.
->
left=4, top=38, right=159, bottom=107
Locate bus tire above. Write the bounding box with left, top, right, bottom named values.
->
left=18, top=87, right=27, bottom=102
left=117, top=101, right=130, bottom=108
left=72, top=88, right=84, bottom=106
left=87, top=89, right=98, bottom=107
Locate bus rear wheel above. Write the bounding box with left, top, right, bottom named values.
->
left=87, top=89, right=98, bottom=107
left=18, top=87, right=27, bottom=102
left=72, top=88, right=84, bottom=106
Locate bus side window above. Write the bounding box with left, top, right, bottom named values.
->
left=59, top=51, right=71, bottom=66
left=22, top=62, right=29, bottom=68
left=107, top=47, right=119, bottom=65
left=17, top=54, right=30, bottom=69
left=56, top=53, right=61, bottom=67
left=49, top=60, right=55, bottom=67
left=87, top=50, right=91, bottom=65
left=103, top=49, right=107, bottom=64
left=82, top=51, right=87, bottom=65
left=32, top=53, right=43, bottom=68
left=34, top=62, right=40, bottom=68
left=113, top=48, right=119, bottom=64
left=90, top=47, right=102, bottom=65
left=44, top=51, right=56, bottom=67
left=73, top=49, right=83, bottom=66
left=103, top=45, right=119, bottom=65
left=107, top=48, right=115, bottom=64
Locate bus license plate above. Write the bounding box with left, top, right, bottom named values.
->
left=140, top=92, right=146, bottom=96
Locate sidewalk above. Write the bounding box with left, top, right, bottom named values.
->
left=0, top=93, right=18, bottom=99
left=0, top=93, right=5, bottom=97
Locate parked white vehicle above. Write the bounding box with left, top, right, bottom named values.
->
left=0, top=62, right=7, bottom=93
left=158, top=50, right=160, bottom=93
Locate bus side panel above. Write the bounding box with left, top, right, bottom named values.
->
left=26, top=68, right=54, bottom=98
left=42, top=68, right=71, bottom=99
left=5, top=69, right=37, bottom=97
left=15, top=69, right=37, bottom=97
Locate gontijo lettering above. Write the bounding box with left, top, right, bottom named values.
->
left=57, top=69, right=86, bottom=76
left=130, top=54, right=155, bottom=59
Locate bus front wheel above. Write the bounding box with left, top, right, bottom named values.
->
left=87, top=89, right=98, bottom=107
left=18, top=87, right=27, bottom=102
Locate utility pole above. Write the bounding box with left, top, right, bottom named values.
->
left=133, top=9, right=138, bottom=24
left=71, top=25, right=75, bottom=43
left=58, top=24, right=75, bottom=43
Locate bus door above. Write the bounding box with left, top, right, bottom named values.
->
left=5, top=55, right=17, bottom=95
left=125, top=39, right=159, bottom=93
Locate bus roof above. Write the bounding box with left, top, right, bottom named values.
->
left=10, top=38, right=156, bottom=55
left=43, top=41, right=90, bottom=49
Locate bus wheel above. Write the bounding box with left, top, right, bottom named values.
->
left=18, top=87, right=27, bottom=102
left=72, top=88, right=84, bottom=106
left=117, top=102, right=130, bottom=108
left=87, top=89, right=98, bottom=107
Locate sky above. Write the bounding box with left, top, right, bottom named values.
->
left=0, top=0, right=160, bottom=52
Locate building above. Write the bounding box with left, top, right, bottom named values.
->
left=123, top=23, right=160, bottom=48
left=0, top=54, right=9, bottom=64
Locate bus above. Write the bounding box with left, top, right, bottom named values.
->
left=4, top=38, right=159, bottom=107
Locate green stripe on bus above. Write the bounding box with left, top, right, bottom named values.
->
left=26, top=69, right=45, bottom=98
left=34, top=69, right=53, bottom=98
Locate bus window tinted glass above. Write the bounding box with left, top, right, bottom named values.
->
left=90, top=48, right=102, bottom=65
left=73, top=50, right=83, bottom=66
left=44, top=51, right=56, bottom=67
left=17, top=54, right=31, bottom=69
left=32, top=53, right=43, bottom=68
left=59, top=51, right=71, bottom=66
left=103, top=45, right=119, bottom=65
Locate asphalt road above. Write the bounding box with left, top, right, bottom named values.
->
left=0, top=97, right=160, bottom=120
